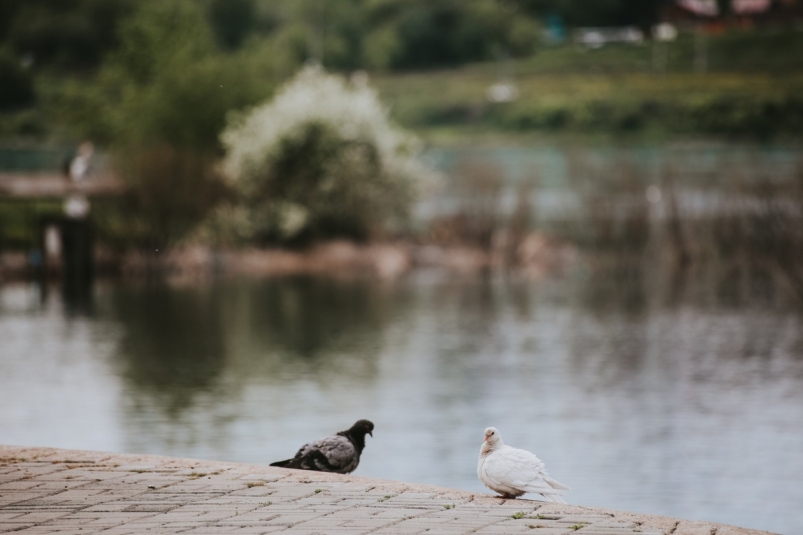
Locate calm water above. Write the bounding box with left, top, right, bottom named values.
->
left=0, top=272, right=801, bottom=534
left=418, top=143, right=803, bottom=223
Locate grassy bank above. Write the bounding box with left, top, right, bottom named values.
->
left=376, top=70, right=803, bottom=143
left=374, top=29, right=803, bottom=143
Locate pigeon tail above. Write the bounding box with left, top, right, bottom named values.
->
left=269, top=459, right=298, bottom=469
left=545, top=477, right=571, bottom=491
left=543, top=493, right=567, bottom=504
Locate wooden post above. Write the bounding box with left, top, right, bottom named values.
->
left=61, top=218, right=93, bottom=286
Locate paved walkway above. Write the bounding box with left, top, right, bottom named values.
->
left=0, top=446, right=774, bottom=535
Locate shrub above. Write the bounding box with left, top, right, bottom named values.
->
left=95, top=146, right=227, bottom=249
left=219, top=66, right=435, bottom=244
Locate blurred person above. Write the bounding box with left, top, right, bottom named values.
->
left=69, top=142, right=94, bottom=183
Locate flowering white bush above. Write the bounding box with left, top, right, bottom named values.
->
left=219, top=65, right=435, bottom=243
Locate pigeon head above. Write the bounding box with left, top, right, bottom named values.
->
left=351, top=420, right=374, bottom=436
left=349, top=419, right=374, bottom=438
left=483, top=427, right=502, bottom=445
left=339, top=420, right=374, bottom=454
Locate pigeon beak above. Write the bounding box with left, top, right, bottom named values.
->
left=368, top=431, right=373, bottom=437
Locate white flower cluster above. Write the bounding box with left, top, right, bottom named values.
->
left=220, top=65, right=434, bottom=197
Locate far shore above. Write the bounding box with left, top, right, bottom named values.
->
left=0, top=234, right=577, bottom=284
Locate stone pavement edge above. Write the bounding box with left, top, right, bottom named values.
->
left=0, top=446, right=776, bottom=535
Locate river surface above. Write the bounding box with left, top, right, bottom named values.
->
left=1, top=272, right=801, bottom=534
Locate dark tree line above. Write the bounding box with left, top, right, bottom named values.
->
left=0, top=0, right=134, bottom=70
left=1, top=0, right=670, bottom=73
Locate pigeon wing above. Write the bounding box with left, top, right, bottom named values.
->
left=295, top=435, right=358, bottom=474
left=479, top=454, right=518, bottom=495
left=485, top=447, right=562, bottom=495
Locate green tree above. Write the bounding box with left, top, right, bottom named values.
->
left=0, top=48, right=35, bottom=110
left=70, top=0, right=278, bottom=248
left=4, top=0, right=133, bottom=70
left=209, top=0, right=257, bottom=50
left=363, top=0, right=540, bottom=69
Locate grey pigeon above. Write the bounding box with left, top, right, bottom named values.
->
left=270, top=420, right=374, bottom=474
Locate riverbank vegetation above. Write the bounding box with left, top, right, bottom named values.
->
left=377, top=69, right=803, bottom=144
left=1, top=0, right=802, bottom=298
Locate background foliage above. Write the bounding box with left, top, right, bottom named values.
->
left=1, top=0, right=802, bottom=249
left=2, top=0, right=802, bottom=141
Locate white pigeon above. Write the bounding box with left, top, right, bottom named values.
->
left=477, top=427, right=570, bottom=502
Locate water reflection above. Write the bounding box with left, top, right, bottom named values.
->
left=110, top=277, right=402, bottom=417
left=111, top=283, right=230, bottom=414
left=242, top=276, right=397, bottom=366
left=577, top=262, right=648, bottom=315
left=60, top=278, right=96, bottom=317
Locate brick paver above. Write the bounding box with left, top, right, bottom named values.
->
left=0, top=446, right=775, bottom=535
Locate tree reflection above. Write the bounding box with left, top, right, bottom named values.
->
left=111, top=283, right=229, bottom=415
left=247, top=275, right=393, bottom=361
left=111, top=276, right=400, bottom=418
left=575, top=261, right=647, bottom=316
